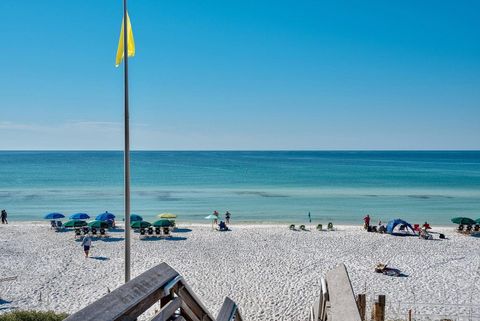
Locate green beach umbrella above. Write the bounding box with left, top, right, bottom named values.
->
left=475, top=218, right=480, bottom=224
left=131, top=221, right=151, bottom=228
left=64, top=220, right=87, bottom=228
left=451, top=217, right=475, bottom=225
left=152, top=219, right=174, bottom=228
left=88, top=220, right=109, bottom=229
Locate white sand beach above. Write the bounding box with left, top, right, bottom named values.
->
left=0, top=222, right=479, bottom=320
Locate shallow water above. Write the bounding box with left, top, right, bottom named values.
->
left=0, top=151, right=479, bottom=224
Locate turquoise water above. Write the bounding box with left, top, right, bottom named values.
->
left=0, top=151, right=479, bottom=225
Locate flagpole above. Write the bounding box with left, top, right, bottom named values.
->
left=123, top=0, right=131, bottom=283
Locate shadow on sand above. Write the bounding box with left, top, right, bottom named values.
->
left=99, top=237, right=124, bottom=242
left=140, top=236, right=188, bottom=241
left=89, top=256, right=109, bottom=261
left=173, top=228, right=192, bottom=233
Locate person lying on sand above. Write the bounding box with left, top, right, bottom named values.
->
left=374, top=263, right=406, bottom=277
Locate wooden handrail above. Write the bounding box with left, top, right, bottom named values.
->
left=64, top=262, right=225, bottom=321
left=310, top=264, right=362, bottom=321
left=65, top=263, right=179, bottom=321
left=216, top=297, right=243, bottom=321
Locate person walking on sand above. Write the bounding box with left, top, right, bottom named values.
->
left=81, top=234, right=92, bottom=258
left=225, top=211, right=231, bottom=224
left=363, top=214, right=370, bottom=230
left=1, top=209, right=7, bottom=224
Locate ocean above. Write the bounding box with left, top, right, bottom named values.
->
left=0, top=151, right=479, bottom=225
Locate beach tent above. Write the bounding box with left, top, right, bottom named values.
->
left=386, top=219, right=415, bottom=236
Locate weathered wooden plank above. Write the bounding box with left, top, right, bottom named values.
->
left=325, top=264, right=362, bottom=321
left=216, top=297, right=237, bottom=321
left=0, top=276, right=17, bottom=283
left=319, top=277, right=328, bottom=321
left=181, top=301, right=201, bottom=321
left=356, top=294, right=366, bottom=321
left=65, top=263, right=179, bottom=321
left=234, top=308, right=243, bottom=321
left=150, top=297, right=182, bottom=321
left=177, top=281, right=215, bottom=321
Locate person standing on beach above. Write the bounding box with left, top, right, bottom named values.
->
left=225, top=211, right=231, bottom=224
left=363, top=214, right=370, bottom=230
left=213, top=210, right=219, bottom=225
left=81, top=234, right=92, bottom=258
left=1, top=209, right=7, bottom=224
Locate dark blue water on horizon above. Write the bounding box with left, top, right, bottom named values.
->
left=0, top=151, right=479, bottom=225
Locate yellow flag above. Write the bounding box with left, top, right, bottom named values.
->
left=115, top=13, right=135, bottom=67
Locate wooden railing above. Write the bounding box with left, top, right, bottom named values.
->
left=310, top=264, right=362, bottom=321
left=65, top=263, right=242, bottom=321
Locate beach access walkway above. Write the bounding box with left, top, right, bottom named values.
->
left=65, top=262, right=365, bottom=321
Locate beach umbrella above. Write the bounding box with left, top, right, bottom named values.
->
left=158, top=213, right=177, bottom=219
left=205, top=214, right=219, bottom=229
left=152, top=219, right=174, bottom=228
left=88, top=220, right=109, bottom=228
left=44, top=213, right=65, bottom=220
left=64, top=220, right=87, bottom=228
left=475, top=218, right=480, bottom=224
left=451, top=217, right=475, bottom=225
left=69, top=213, right=90, bottom=220
left=130, top=214, right=143, bottom=222
left=131, top=221, right=151, bottom=228
left=96, top=211, right=115, bottom=221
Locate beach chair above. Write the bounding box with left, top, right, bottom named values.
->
left=289, top=224, right=295, bottom=230
left=457, top=224, right=464, bottom=232
left=91, top=228, right=97, bottom=236
left=147, top=227, right=154, bottom=236
left=299, top=225, right=306, bottom=231
left=327, top=222, right=334, bottom=231
left=55, top=221, right=64, bottom=231
left=99, top=228, right=107, bottom=237
left=82, top=227, right=89, bottom=235
left=371, top=226, right=378, bottom=233
left=162, top=227, right=171, bottom=238
left=140, top=228, right=146, bottom=238
left=74, top=228, right=81, bottom=238
left=50, top=220, right=56, bottom=229
left=155, top=227, right=161, bottom=235
left=466, top=225, right=473, bottom=233
left=317, top=224, right=322, bottom=231
left=413, top=224, right=420, bottom=232
left=475, top=225, right=480, bottom=232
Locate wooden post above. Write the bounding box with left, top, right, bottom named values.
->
left=356, top=294, right=366, bottom=321
left=408, top=309, right=412, bottom=321
left=372, top=295, right=385, bottom=321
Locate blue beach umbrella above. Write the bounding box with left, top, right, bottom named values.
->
left=69, top=213, right=90, bottom=220
left=130, top=214, right=143, bottom=222
left=96, top=211, right=115, bottom=221
left=44, top=213, right=65, bottom=220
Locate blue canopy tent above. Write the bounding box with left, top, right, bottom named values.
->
left=386, top=219, right=416, bottom=236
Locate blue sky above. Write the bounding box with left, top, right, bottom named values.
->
left=1, top=0, right=479, bottom=150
